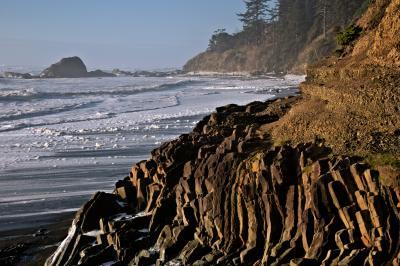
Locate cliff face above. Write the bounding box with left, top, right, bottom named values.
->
left=270, top=0, right=400, bottom=159
left=355, top=0, right=400, bottom=67
left=46, top=1, right=400, bottom=265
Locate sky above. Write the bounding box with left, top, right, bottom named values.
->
left=0, top=0, right=245, bottom=70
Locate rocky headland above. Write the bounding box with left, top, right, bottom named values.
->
left=21, top=0, right=400, bottom=265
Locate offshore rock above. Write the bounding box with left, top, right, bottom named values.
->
left=40, top=56, right=115, bottom=78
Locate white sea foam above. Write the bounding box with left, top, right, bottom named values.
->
left=284, top=74, right=306, bottom=83
left=0, top=87, right=37, bottom=97
left=0, top=74, right=302, bottom=228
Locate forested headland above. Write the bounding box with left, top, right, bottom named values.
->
left=184, top=0, right=370, bottom=74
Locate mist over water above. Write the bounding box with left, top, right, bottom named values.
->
left=0, top=74, right=303, bottom=231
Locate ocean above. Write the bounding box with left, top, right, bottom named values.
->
left=0, top=73, right=303, bottom=231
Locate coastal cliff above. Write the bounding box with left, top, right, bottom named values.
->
left=184, top=0, right=367, bottom=74
left=46, top=0, right=400, bottom=265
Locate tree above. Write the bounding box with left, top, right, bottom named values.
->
left=237, top=0, right=272, bottom=43
left=316, top=0, right=331, bottom=39
left=208, top=29, right=233, bottom=52
left=266, top=1, right=280, bottom=56
left=238, top=0, right=267, bottom=28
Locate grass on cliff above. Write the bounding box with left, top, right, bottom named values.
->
left=364, top=153, right=400, bottom=187
left=366, top=153, right=400, bottom=169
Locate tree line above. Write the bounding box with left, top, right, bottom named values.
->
left=207, top=0, right=368, bottom=70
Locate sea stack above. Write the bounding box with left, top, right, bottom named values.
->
left=40, top=57, right=88, bottom=78
left=40, top=56, right=116, bottom=78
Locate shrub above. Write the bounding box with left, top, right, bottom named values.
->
left=336, top=25, right=362, bottom=46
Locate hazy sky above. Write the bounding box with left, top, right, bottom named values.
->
left=0, top=0, right=244, bottom=70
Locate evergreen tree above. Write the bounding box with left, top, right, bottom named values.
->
left=208, top=29, right=233, bottom=52
left=237, top=0, right=269, bottom=29
left=316, top=0, right=330, bottom=39
left=237, top=0, right=272, bottom=43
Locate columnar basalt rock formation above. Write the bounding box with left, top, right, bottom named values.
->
left=46, top=98, right=400, bottom=266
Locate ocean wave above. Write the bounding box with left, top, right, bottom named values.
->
left=0, top=87, right=37, bottom=98
left=0, top=95, right=180, bottom=133
left=242, top=85, right=299, bottom=95
left=284, top=74, right=306, bottom=82
left=0, top=79, right=200, bottom=102
left=0, top=100, right=102, bottom=123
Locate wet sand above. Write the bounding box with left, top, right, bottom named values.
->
left=0, top=212, right=73, bottom=266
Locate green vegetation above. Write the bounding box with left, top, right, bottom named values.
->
left=363, top=153, right=400, bottom=187
left=208, top=0, right=274, bottom=51
left=366, top=153, right=400, bottom=169
left=208, top=29, right=234, bottom=52
left=336, top=24, right=362, bottom=46
left=237, top=0, right=270, bottom=30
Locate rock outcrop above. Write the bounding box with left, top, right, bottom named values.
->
left=40, top=57, right=115, bottom=78
left=46, top=97, right=400, bottom=266
left=2, top=71, right=34, bottom=79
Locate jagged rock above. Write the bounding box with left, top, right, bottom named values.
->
left=78, top=245, right=116, bottom=265
left=115, top=179, right=136, bottom=206
left=45, top=192, right=124, bottom=266
left=47, top=97, right=400, bottom=266
left=129, top=249, right=157, bottom=266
